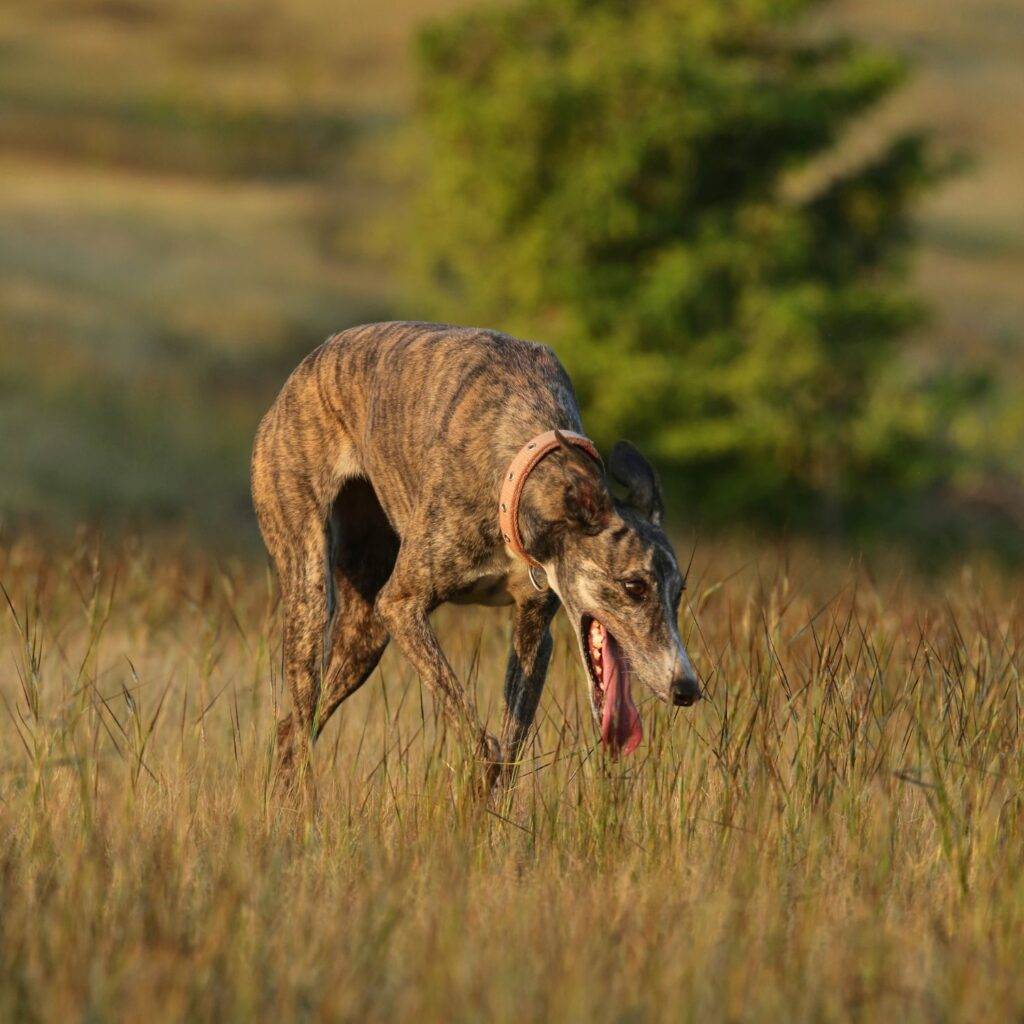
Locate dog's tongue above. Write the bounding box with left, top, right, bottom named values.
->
left=600, top=633, right=643, bottom=756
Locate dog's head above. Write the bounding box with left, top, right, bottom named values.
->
left=527, top=432, right=702, bottom=756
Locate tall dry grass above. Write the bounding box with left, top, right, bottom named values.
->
left=1, top=532, right=1023, bottom=1021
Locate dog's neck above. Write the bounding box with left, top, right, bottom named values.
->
left=514, top=450, right=596, bottom=566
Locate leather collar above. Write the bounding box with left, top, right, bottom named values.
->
left=498, top=430, right=602, bottom=569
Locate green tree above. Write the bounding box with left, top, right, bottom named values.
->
left=406, top=0, right=960, bottom=531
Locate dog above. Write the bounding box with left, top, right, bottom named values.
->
left=251, top=321, right=701, bottom=792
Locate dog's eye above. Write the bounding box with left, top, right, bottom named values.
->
left=622, top=577, right=648, bottom=601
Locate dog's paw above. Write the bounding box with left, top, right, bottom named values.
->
left=472, top=731, right=504, bottom=797
left=478, top=731, right=502, bottom=765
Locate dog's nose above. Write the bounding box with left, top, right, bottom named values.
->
left=670, top=674, right=702, bottom=707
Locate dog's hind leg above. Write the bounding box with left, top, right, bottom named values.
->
left=497, top=590, right=559, bottom=787
left=250, top=351, right=374, bottom=796
left=315, top=588, right=389, bottom=735
left=276, top=577, right=388, bottom=763
left=270, top=524, right=332, bottom=791
left=252, top=447, right=335, bottom=793
left=278, top=479, right=399, bottom=747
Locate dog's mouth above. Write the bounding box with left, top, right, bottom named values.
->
left=581, top=616, right=643, bottom=757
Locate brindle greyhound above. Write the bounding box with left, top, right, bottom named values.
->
left=251, top=321, right=701, bottom=792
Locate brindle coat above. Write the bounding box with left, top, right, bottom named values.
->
left=251, top=321, right=700, bottom=792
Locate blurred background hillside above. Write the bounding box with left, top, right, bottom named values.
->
left=0, top=0, right=1021, bottom=555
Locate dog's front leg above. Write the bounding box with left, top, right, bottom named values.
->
left=498, top=590, right=559, bottom=788
left=376, top=574, right=502, bottom=790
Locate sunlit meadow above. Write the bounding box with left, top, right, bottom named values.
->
left=1, top=0, right=1023, bottom=1019
left=2, top=533, right=1023, bottom=1021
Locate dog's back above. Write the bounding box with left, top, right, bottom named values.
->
left=252, top=321, right=584, bottom=536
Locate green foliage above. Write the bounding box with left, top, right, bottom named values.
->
left=408, top=0, right=961, bottom=530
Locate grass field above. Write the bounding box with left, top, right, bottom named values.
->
left=3, top=3, right=1022, bottom=1016
left=2, top=534, right=1024, bottom=1021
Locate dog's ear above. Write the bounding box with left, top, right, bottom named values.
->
left=609, top=440, right=664, bottom=525
left=554, top=430, right=612, bottom=534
